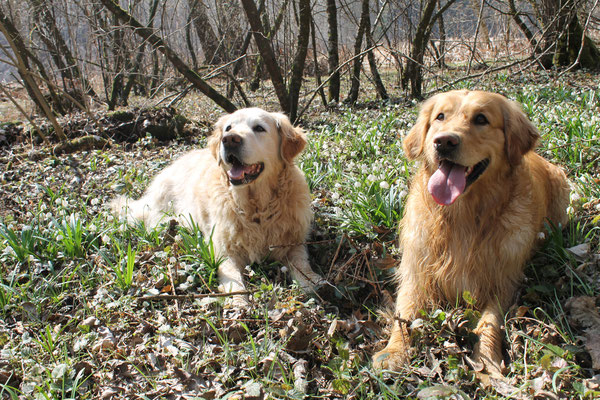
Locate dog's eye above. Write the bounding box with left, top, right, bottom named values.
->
left=474, top=114, right=488, bottom=125
left=225, top=125, right=232, bottom=132
left=253, top=125, right=265, bottom=133
left=435, top=113, right=445, bottom=121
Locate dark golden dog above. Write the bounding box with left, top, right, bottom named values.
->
left=373, top=90, right=570, bottom=375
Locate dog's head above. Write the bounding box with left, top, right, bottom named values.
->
left=208, top=108, right=306, bottom=186
left=404, top=90, right=539, bottom=205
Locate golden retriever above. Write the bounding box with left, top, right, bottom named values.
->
left=373, top=90, right=570, bottom=376
left=112, top=108, right=325, bottom=304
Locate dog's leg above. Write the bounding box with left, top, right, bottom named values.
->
left=218, top=258, right=249, bottom=307
left=372, top=277, right=422, bottom=370
left=284, top=245, right=325, bottom=292
left=473, top=304, right=505, bottom=377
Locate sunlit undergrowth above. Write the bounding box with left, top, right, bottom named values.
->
left=1, top=73, right=600, bottom=398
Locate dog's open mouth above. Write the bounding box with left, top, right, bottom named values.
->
left=428, top=158, right=490, bottom=206
left=226, top=155, right=264, bottom=186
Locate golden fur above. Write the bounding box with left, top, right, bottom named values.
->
left=112, top=108, right=324, bottom=304
left=373, top=90, right=570, bottom=375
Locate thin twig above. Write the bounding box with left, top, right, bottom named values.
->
left=137, top=290, right=254, bottom=302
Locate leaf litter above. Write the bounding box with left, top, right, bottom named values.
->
left=0, top=90, right=599, bottom=398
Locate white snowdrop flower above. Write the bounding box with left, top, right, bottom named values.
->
left=119, top=224, right=126, bottom=232
left=399, top=189, right=408, bottom=198
left=570, top=192, right=581, bottom=203
left=354, top=181, right=361, bottom=188
left=101, top=234, right=110, bottom=243
left=280, top=266, right=288, bottom=273
left=56, top=234, right=64, bottom=241
left=88, top=224, right=97, bottom=232
left=537, top=232, right=546, bottom=240
left=91, top=198, right=100, bottom=206
left=566, top=206, right=574, bottom=215
left=595, top=203, right=600, bottom=211
left=367, top=174, right=376, bottom=181
left=55, top=198, right=62, bottom=205
left=331, top=192, right=340, bottom=201
left=380, top=181, right=390, bottom=189
left=333, top=207, right=342, bottom=214
left=169, top=257, right=177, bottom=264
left=174, top=234, right=182, bottom=242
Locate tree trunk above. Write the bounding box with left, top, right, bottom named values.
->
left=240, top=0, right=290, bottom=112
left=345, top=0, right=369, bottom=104
left=365, top=23, right=387, bottom=99
left=288, top=0, right=311, bottom=121
left=513, top=0, right=600, bottom=69
left=188, top=0, right=225, bottom=65
left=551, top=3, right=600, bottom=69
left=29, top=0, right=96, bottom=100
left=249, top=0, right=288, bottom=92
left=100, top=0, right=236, bottom=113
left=326, top=0, right=340, bottom=103
left=185, top=10, right=198, bottom=69
left=402, top=0, right=457, bottom=98
left=0, top=8, right=54, bottom=116
left=311, top=14, right=327, bottom=106
left=402, top=0, right=438, bottom=99
left=0, top=8, right=66, bottom=141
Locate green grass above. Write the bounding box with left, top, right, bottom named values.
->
left=1, top=73, right=599, bottom=398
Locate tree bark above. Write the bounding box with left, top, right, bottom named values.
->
left=513, top=0, right=600, bottom=69
left=100, top=0, right=236, bottom=113
left=402, top=0, right=438, bottom=99
left=402, top=0, right=457, bottom=98
left=288, top=0, right=311, bottom=121
left=188, top=0, right=225, bottom=65
left=29, top=0, right=96, bottom=100
left=365, top=25, right=388, bottom=99
left=240, top=0, right=290, bottom=112
left=249, top=0, right=288, bottom=92
left=345, top=0, right=370, bottom=104
left=0, top=8, right=66, bottom=141
left=326, top=0, right=340, bottom=102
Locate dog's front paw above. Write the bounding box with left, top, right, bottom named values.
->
left=471, top=344, right=505, bottom=378
left=372, top=346, right=411, bottom=371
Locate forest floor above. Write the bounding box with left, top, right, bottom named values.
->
left=1, top=71, right=600, bottom=399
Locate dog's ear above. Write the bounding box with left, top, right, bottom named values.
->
left=208, top=114, right=227, bottom=164
left=503, top=99, right=539, bottom=166
left=404, top=96, right=436, bottom=160
left=275, top=113, right=307, bottom=162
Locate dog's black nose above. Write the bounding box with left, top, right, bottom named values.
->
left=433, top=134, right=460, bottom=155
left=222, top=133, right=242, bottom=149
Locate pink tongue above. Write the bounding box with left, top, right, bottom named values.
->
left=427, top=160, right=467, bottom=205
left=228, top=164, right=246, bottom=180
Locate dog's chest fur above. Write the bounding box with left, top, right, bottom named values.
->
left=205, top=167, right=312, bottom=264
left=401, top=166, right=539, bottom=307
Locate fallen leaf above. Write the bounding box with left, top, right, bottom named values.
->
left=565, top=296, right=600, bottom=368
left=566, top=243, right=589, bottom=259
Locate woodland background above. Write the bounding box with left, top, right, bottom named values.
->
left=1, top=0, right=600, bottom=399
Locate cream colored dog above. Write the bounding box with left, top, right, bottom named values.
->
left=112, top=108, right=325, bottom=303
left=373, top=91, right=570, bottom=375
